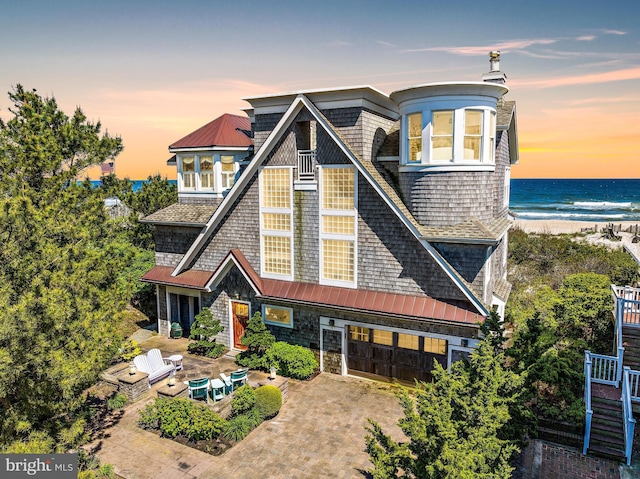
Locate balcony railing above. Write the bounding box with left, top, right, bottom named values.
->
left=612, top=284, right=640, bottom=328
left=297, top=150, right=316, bottom=182
left=622, top=367, right=637, bottom=466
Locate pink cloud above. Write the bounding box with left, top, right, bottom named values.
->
left=510, top=67, right=640, bottom=88
left=402, top=38, right=557, bottom=55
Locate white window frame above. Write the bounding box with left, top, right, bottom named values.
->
left=319, top=165, right=358, bottom=288
left=504, top=166, right=511, bottom=208
left=403, top=107, right=497, bottom=167
left=198, top=155, right=215, bottom=191
left=179, top=156, right=196, bottom=190
left=259, top=166, right=294, bottom=280
left=220, top=155, right=237, bottom=190
left=262, top=304, right=294, bottom=329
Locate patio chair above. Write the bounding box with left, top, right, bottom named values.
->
left=133, top=350, right=174, bottom=386
left=230, top=368, right=248, bottom=390
left=188, top=377, right=210, bottom=404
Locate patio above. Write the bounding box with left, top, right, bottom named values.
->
left=88, top=334, right=406, bottom=479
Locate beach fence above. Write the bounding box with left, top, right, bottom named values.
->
left=580, top=223, right=640, bottom=236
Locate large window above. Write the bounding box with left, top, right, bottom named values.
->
left=260, top=167, right=293, bottom=279
left=262, top=305, right=293, bottom=328
left=181, top=157, right=195, bottom=189
left=407, top=113, right=422, bottom=162
left=320, top=167, right=356, bottom=286
left=463, top=110, right=483, bottom=160
left=404, top=108, right=497, bottom=165
left=432, top=111, right=453, bottom=161
left=200, top=156, right=214, bottom=189
left=221, top=155, right=235, bottom=189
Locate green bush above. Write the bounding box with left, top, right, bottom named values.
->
left=188, top=309, right=225, bottom=359
left=106, top=392, right=127, bottom=411
left=223, top=414, right=252, bottom=442
left=119, top=339, right=141, bottom=362
left=236, top=312, right=275, bottom=369
left=264, top=342, right=318, bottom=379
left=137, top=398, right=226, bottom=441
left=231, top=385, right=256, bottom=416
left=254, top=385, right=282, bottom=419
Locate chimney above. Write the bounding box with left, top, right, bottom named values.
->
left=482, top=51, right=507, bottom=84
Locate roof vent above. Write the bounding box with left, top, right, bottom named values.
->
left=482, top=51, right=507, bottom=84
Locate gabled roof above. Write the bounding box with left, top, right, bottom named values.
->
left=204, top=250, right=484, bottom=324
left=497, top=100, right=518, bottom=164
left=169, top=113, right=252, bottom=150
left=172, top=94, right=490, bottom=316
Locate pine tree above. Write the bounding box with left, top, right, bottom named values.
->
left=366, top=340, right=523, bottom=479
left=188, top=309, right=225, bottom=358
left=237, top=312, right=275, bottom=369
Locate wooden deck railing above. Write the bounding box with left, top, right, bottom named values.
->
left=622, top=367, right=637, bottom=466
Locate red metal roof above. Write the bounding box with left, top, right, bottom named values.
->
left=225, top=250, right=483, bottom=325
left=141, top=266, right=215, bottom=290
left=169, top=113, right=252, bottom=149
left=143, top=251, right=483, bottom=325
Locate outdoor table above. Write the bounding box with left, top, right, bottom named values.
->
left=167, top=354, right=183, bottom=371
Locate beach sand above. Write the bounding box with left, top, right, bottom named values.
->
left=513, top=220, right=640, bottom=235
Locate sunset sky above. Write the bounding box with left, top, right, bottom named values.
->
left=1, top=0, right=638, bottom=179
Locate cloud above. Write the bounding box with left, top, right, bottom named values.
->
left=598, top=29, right=627, bottom=36
left=324, top=40, right=350, bottom=47
left=565, top=96, right=640, bottom=106
left=376, top=40, right=395, bottom=47
left=402, top=38, right=557, bottom=55
left=510, top=67, right=640, bottom=89
left=576, top=35, right=596, bottom=41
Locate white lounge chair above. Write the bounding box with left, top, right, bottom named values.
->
left=133, top=348, right=175, bottom=385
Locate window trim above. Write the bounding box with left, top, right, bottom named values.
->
left=262, top=304, right=294, bottom=329
left=319, top=165, right=358, bottom=288
left=259, top=166, right=294, bottom=281
left=403, top=106, right=497, bottom=168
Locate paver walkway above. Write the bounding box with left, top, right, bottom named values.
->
left=90, top=338, right=405, bottom=479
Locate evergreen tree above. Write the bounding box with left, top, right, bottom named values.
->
left=366, top=341, right=522, bottom=479
left=188, top=309, right=225, bottom=358
left=237, top=312, right=275, bottom=369
left=0, top=85, right=128, bottom=450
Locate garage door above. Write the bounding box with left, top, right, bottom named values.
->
left=347, top=326, right=447, bottom=383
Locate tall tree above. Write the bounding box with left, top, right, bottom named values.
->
left=0, top=85, right=128, bottom=449
left=366, top=341, right=522, bottom=479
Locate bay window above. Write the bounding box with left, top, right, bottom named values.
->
left=404, top=107, right=497, bottom=166
left=221, top=155, right=235, bottom=189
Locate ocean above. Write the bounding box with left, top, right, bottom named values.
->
left=510, top=179, right=640, bottom=222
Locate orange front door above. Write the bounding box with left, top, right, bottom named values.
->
left=232, top=301, right=250, bottom=350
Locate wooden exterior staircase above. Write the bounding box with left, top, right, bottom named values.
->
left=582, top=285, right=640, bottom=465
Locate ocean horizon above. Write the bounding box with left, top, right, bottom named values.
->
left=96, top=178, right=640, bottom=223
left=511, top=178, right=640, bottom=222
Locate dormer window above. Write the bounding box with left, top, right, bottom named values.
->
left=221, top=155, right=235, bottom=189
left=200, top=156, right=214, bottom=189
left=182, top=157, right=196, bottom=189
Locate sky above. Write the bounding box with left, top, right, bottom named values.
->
left=1, top=0, right=639, bottom=179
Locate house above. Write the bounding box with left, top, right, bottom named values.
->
left=141, top=52, right=518, bottom=383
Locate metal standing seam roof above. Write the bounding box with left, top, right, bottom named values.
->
left=169, top=113, right=252, bottom=150
left=141, top=266, right=214, bottom=290
left=221, top=249, right=484, bottom=325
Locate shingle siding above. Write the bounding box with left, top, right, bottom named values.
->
left=154, top=225, right=202, bottom=267
left=432, top=242, right=488, bottom=301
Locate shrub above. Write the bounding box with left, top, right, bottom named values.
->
left=231, top=385, right=256, bottom=416
left=188, top=309, right=225, bottom=359
left=119, top=339, right=141, bottom=362
left=106, top=392, right=127, bottom=411
left=137, top=398, right=226, bottom=441
left=254, top=385, right=282, bottom=419
left=264, top=342, right=317, bottom=379
left=236, top=312, right=275, bottom=369
left=223, top=414, right=252, bottom=442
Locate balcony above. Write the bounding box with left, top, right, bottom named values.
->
left=295, top=150, right=317, bottom=190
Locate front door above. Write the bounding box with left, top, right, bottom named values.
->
left=231, top=301, right=250, bottom=350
